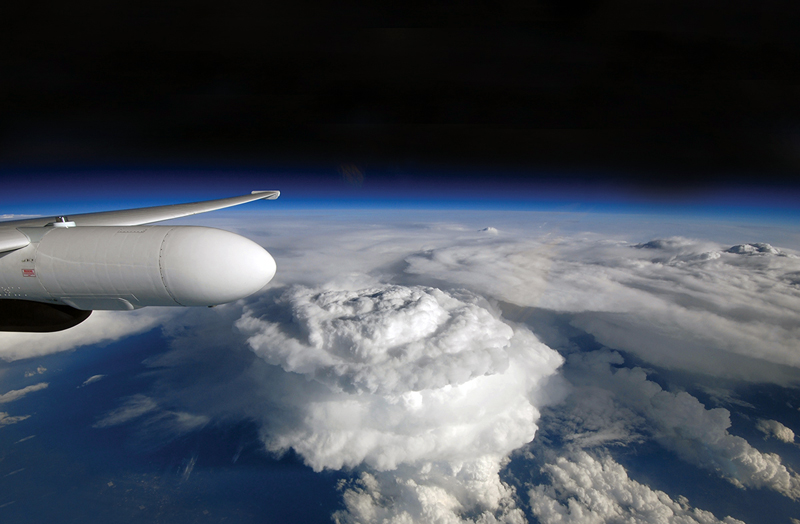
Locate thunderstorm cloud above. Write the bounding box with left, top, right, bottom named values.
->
left=235, top=283, right=564, bottom=521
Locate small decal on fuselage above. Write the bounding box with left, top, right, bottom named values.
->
left=22, top=269, right=36, bottom=277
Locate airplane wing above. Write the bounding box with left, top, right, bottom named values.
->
left=0, top=190, right=279, bottom=253
left=0, top=228, right=31, bottom=253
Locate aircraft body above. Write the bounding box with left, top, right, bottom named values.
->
left=0, top=191, right=279, bottom=332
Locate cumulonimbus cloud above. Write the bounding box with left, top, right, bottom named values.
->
left=236, top=283, right=564, bottom=521
left=238, top=285, right=515, bottom=395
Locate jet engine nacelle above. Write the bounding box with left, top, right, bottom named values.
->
left=2, top=226, right=276, bottom=312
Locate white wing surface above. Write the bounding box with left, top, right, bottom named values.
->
left=1, top=190, right=279, bottom=229
left=0, top=228, right=31, bottom=252
left=0, top=190, right=279, bottom=254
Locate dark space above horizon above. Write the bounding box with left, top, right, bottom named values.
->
left=3, top=0, right=800, bottom=190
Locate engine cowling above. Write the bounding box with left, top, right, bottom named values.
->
left=0, top=225, right=276, bottom=311
left=0, top=299, right=92, bottom=332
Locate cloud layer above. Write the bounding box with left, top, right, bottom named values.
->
left=405, top=234, right=800, bottom=383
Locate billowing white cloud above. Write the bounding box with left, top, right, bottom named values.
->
left=239, top=285, right=514, bottom=395
left=335, top=462, right=526, bottom=524
left=548, top=350, right=800, bottom=500
left=0, top=382, right=48, bottom=403
left=756, top=419, right=796, bottom=444
left=645, top=385, right=800, bottom=499
left=726, top=243, right=790, bottom=256
left=234, top=283, right=564, bottom=521
left=529, top=451, right=745, bottom=524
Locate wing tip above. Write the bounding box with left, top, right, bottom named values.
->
left=251, top=190, right=280, bottom=200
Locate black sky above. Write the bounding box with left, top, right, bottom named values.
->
left=3, top=1, right=800, bottom=190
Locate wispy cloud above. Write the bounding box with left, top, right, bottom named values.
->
left=0, top=382, right=48, bottom=404
left=0, top=214, right=39, bottom=220
left=0, top=412, right=30, bottom=427
left=93, top=395, right=158, bottom=428
left=0, top=309, right=177, bottom=361
left=0, top=383, right=46, bottom=430
left=78, top=375, right=105, bottom=388
left=94, top=394, right=209, bottom=438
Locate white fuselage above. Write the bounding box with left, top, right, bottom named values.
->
left=0, top=225, right=276, bottom=310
